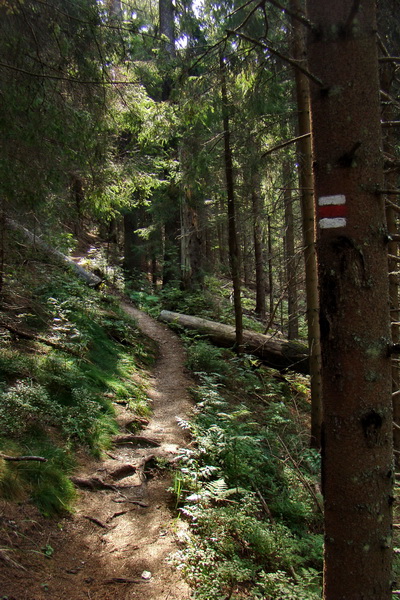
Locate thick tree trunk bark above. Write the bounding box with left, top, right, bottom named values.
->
left=307, top=1, right=393, bottom=598
left=220, top=54, right=243, bottom=351
left=380, top=60, right=400, bottom=453
left=159, top=0, right=175, bottom=100
left=159, top=310, right=309, bottom=374
left=283, top=161, right=299, bottom=340
left=251, top=168, right=266, bottom=320
left=267, top=215, right=274, bottom=316
left=290, top=0, right=322, bottom=448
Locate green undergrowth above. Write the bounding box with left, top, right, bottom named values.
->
left=0, top=251, right=154, bottom=515
left=170, top=339, right=323, bottom=599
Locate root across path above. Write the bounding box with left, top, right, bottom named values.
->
left=0, top=304, right=194, bottom=600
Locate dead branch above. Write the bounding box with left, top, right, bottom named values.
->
left=382, top=121, right=400, bottom=128
left=255, top=487, right=275, bottom=523
left=0, top=453, right=47, bottom=462
left=262, top=132, right=311, bottom=157
left=379, top=57, right=400, bottom=64
left=277, top=435, right=323, bottom=514
left=0, top=548, right=27, bottom=571
left=83, top=516, right=108, bottom=529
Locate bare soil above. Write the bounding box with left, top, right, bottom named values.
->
left=0, top=303, right=194, bottom=600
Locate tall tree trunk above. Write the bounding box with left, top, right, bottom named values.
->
left=251, top=167, right=266, bottom=320
left=307, top=1, right=393, bottom=598
left=158, top=0, right=181, bottom=286
left=123, top=208, right=147, bottom=276
left=283, top=161, right=299, bottom=339
left=159, top=0, right=175, bottom=101
left=217, top=195, right=227, bottom=269
left=290, top=0, right=322, bottom=447
left=220, top=54, right=243, bottom=351
left=0, top=201, right=5, bottom=294
left=267, top=215, right=274, bottom=316
left=380, top=59, right=400, bottom=453
left=162, top=201, right=181, bottom=287
left=180, top=189, right=204, bottom=290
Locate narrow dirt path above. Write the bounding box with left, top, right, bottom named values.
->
left=0, top=304, right=194, bottom=600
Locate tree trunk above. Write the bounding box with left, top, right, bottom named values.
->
left=251, top=167, right=266, bottom=320
left=180, top=191, right=204, bottom=291
left=159, top=0, right=175, bottom=100
left=307, top=1, right=393, bottom=598
left=123, top=208, right=147, bottom=276
left=283, top=161, right=299, bottom=339
left=267, top=215, right=274, bottom=316
left=162, top=203, right=181, bottom=287
left=380, top=59, right=400, bottom=453
left=159, top=310, right=309, bottom=374
left=220, top=53, right=243, bottom=351
left=290, top=0, right=322, bottom=448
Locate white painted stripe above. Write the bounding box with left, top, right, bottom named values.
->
left=319, top=217, right=347, bottom=229
left=318, top=194, right=346, bottom=206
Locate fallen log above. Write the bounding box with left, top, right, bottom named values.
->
left=159, top=310, right=309, bottom=375
left=6, top=217, right=102, bottom=288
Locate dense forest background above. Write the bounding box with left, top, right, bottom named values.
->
left=1, top=0, right=400, bottom=599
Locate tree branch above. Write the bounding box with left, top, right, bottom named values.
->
left=381, top=121, right=400, bottom=128
left=0, top=61, right=136, bottom=85
left=262, top=132, right=311, bottom=157
left=226, top=30, right=323, bottom=86
left=264, top=0, right=315, bottom=30
left=379, top=57, right=400, bottom=64
left=0, top=453, right=47, bottom=462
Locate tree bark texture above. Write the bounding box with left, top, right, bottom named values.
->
left=159, top=310, right=309, bottom=374
left=290, top=0, right=322, bottom=448
left=159, top=0, right=175, bottom=100
left=251, top=167, right=266, bottom=320
left=307, top=2, right=393, bottom=598
left=220, top=54, right=243, bottom=351
left=283, top=161, right=299, bottom=340
left=380, top=59, right=400, bottom=452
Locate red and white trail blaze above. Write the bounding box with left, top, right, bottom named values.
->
left=318, top=194, right=347, bottom=229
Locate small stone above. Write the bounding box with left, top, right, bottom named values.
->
left=141, top=570, right=152, bottom=580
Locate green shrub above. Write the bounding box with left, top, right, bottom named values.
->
left=185, top=341, right=229, bottom=377
left=172, top=361, right=323, bottom=599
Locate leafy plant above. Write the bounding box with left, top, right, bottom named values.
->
left=0, top=263, right=154, bottom=514
left=170, top=351, right=323, bottom=599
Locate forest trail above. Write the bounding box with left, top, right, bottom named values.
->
left=0, top=303, right=193, bottom=600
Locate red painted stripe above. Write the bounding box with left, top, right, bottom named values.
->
left=318, top=204, right=347, bottom=219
